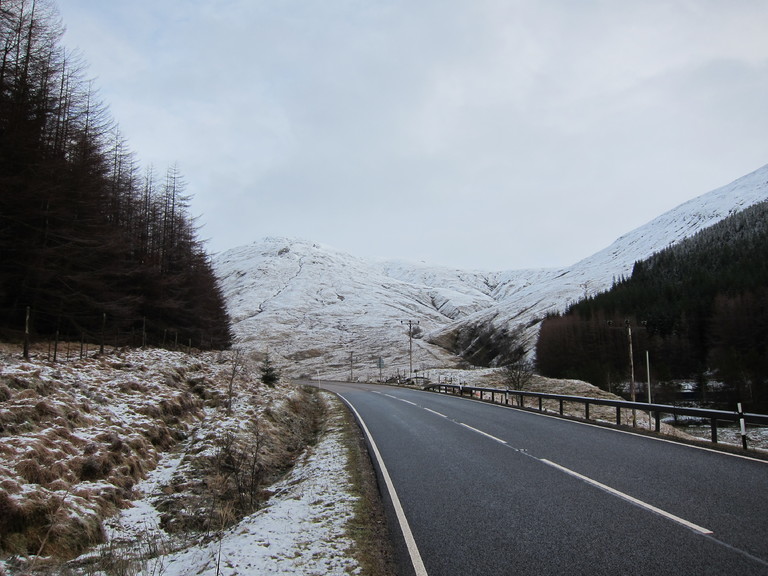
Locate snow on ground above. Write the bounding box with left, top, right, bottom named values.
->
left=98, top=401, right=359, bottom=576
left=0, top=345, right=362, bottom=576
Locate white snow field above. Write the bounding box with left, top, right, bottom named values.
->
left=215, top=163, right=768, bottom=378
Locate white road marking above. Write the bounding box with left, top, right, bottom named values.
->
left=446, top=414, right=715, bottom=537
left=384, top=393, right=418, bottom=406
left=459, top=423, right=508, bottom=445
left=540, top=459, right=713, bottom=535
left=337, top=394, right=429, bottom=576
left=340, top=385, right=768, bottom=567
left=453, top=391, right=768, bottom=465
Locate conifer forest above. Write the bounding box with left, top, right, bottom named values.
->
left=536, top=201, right=768, bottom=411
left=0, top=1, right=232, bottom=350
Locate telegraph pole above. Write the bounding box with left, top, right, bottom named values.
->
left=608, top=319, right=646, bottom=427
left=401, top=320, right=419, bottom=379
left=626, top=320, right=635, bottom=402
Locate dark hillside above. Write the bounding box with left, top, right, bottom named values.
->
left=536, top=200, right=768, bottom=411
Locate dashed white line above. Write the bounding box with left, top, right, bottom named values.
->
left=383, top=393, right=418, bottom=406
left=441, top=413, right=715, bottom=537
left=352, top=387, right=762, bottom=560
left=459, top=422, right=508, bottom=445
left=540, top=459, right=713, bottom=535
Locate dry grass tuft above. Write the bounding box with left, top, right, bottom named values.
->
left=75, top=453, right=112, bottom=482
left=152, top=385, right=327, bottom=538
left=17, top=458, right=58, bottom=485
left=0, top=343, right=333, bottom=572
left=14, top=388, right=40, bottom=400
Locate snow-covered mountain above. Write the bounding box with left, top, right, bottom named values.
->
left=214, top=163, right=768, bottom=379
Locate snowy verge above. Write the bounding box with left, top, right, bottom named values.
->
left=96, top=399, right=361, bottom=576
left=0, top=345, right=362, bottom=576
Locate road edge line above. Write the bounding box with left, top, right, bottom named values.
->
left=337, top=394, right=429, bottom=576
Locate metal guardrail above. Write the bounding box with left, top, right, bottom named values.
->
left=424, top=383, right=768, bottom=449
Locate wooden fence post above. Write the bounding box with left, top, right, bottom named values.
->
left=23, top=306, right=30, bottom=359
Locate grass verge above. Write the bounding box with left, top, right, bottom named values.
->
left=325, top=392, right=397, bottom=576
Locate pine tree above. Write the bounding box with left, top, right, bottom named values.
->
left=260, top=352, right=280, bottom=387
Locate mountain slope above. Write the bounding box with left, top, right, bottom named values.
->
left=214, top=238, right=496, bottom=379
left=428, top=163, right=768, bottom=365
left=214, top=163, right=768, bottom=378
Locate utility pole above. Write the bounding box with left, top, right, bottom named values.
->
left=608, top=319, right=646, bottom=427
left=646, top=350, right=653, bottom=430
left=626, top=320, right=635, bottom=403
left=401, top=320, right=419, bottom=379
left=626, top=319, right=638, bottom=428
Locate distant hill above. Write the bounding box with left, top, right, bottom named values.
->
left=214, top=163, right=768, bottom=380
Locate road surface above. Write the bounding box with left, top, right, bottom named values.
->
left=316, top=381, right=768, bottom=576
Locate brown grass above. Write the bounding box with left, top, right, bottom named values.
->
left=17, top=459, right=58, bottom=485
left=0, top=343, right=333, bottom=570
left=153, top=386, right=327, bottom=537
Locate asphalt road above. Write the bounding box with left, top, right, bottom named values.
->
left=316, top=381, right=768, bottom=576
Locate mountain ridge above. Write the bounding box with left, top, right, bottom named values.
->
left=214, top=163, right=768, bottom=378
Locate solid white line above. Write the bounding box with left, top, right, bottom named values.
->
left=459, top=423, right=508, bottom=445
left=337, top=394, right=429, bottom=576
left=540, top=459, right=713, bottom=535
left=424, top=408, right=447, bottom=418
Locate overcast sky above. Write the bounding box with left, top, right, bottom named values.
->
left=56, top=0, right=768, bottom=271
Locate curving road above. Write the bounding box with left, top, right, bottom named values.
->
left=315, top=381, right=768, bottom=576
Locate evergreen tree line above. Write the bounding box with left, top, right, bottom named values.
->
left=536, top=200, right=768, bottom=411
left=0, top=0, right=232, bottom=349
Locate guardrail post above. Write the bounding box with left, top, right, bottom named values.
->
left=429, top=384, right=761, bottom=449
left=738, top=403, right=748, bottom=450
